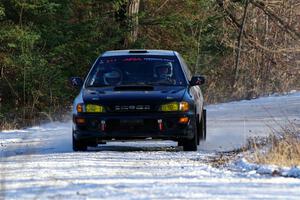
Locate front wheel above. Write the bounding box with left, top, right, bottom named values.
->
left=72, top=133, right=87, bottom=151
left=198, top=109, right=207, bottom=142
left=182, top=119, right=198, bottom=151
left=202, top=109, right=207, bottom=140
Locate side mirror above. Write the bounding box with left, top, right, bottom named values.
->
left=70, top=77, right=83, bottom=88
left=190, top=75, right=205, bottom=86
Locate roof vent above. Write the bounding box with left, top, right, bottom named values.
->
left=129, top=50, right=148, bottom=53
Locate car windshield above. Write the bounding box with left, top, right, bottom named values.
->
left=85, top=56, right=187, bottom=87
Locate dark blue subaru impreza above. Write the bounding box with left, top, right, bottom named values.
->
left=71, top=50, right=206, bottom=151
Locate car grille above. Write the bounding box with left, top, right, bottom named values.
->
left=81, top=118, right=181, bottom=133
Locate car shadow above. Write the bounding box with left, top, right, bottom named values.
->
left=1, top=141, right=182, bottom=158
left=87, top=144, right=181, bottom=152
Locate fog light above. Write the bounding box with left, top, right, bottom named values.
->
left=75, top=117, right=86, bottom=124
left=179, top=117, right=189, bottom=124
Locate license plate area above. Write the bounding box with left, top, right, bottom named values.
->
left=106, top=119, right=157, bottom=132
left=120, top=119, right=144, bottom=126
left=120, top=119, right=144, bottom=131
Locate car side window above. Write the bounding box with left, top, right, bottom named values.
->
left=178, top=54, right=192, bottom=80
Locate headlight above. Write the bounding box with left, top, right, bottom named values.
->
left=86, top=104, right=105, bottom=113
left=160, top=101, right=189, bottom=112
left=76, top=104, right=105, bottom=113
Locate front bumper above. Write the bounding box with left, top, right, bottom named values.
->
left=73, top=112, right=196, bottom=141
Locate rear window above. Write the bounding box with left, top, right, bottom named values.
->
left=85, top=56, right=187, bottom=87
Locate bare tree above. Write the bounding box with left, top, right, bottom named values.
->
left=233, top=0, right=250, bottom=88
left=124, top=0, right=141, bottom=47
left=115, top=0, right=141, bottom=47
left=215, top=0, right=299, bottom=100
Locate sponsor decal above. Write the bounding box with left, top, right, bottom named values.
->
left=115, top=105, right=151, bottom=111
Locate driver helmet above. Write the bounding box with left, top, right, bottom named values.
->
left=103, top=70, right=122, bottom=85
left=154, top=62, right=173, bottom=79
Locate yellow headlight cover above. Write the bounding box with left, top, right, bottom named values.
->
left=160, top=101, right=189, bottom=112
left=85, top=104, right=105, bottom=113
left=160, top=102, right=179, bottom=112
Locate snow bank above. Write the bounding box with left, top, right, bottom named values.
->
left=234, top=158, right=300, bottom=178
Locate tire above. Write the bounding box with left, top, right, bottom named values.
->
left=182, top=118, right=198, bottom=151
left=197, top=116, right=201, bottom=145
left=198, top=109, right=207, bottom=142
left=203, top=109, right=207, bottom=140
left=88, top=141, right=98, bottom=147
left=178, top=141, right=184, bottom=146
left=72, top=133, right=87, bottom=151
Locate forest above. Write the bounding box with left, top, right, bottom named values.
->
left=0, top=0, right=299, bottom=129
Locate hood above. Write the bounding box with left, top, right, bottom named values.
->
left=82, top=86, right=187, bottom=105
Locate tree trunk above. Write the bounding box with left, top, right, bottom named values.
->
left=233, top=0, right=249, bottom=88
left=124, top=0, right=140, bottom=47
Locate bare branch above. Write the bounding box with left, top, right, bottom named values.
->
left=155, top=0, right=170, bottom=13
left=249, top=0, right=300, bottom=40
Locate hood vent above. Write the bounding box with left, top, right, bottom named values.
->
left=114, top=85, right=154, bottom=91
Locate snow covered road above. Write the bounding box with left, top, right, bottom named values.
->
left=1, top=92, right=300, bottom=199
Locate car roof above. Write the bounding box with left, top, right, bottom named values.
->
left=101, top=49, right=177, bottom=57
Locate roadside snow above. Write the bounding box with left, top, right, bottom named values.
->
left=234, top=158, right=300, bottom=178
left=202, top=91, right=300, bottom=151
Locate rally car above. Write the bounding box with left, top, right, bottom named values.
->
left=71, top=50, right=206, bottom=151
